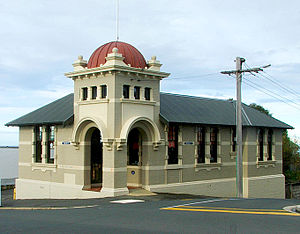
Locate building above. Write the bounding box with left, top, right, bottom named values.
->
left=6, top=41, right=292, bottom=199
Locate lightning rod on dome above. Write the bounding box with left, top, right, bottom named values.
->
left=116, top=0, right=120, bottom=41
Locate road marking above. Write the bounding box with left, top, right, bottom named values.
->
left=0, top=205, right=98, bottom=210
left=163, top=198, right=238, bottom=209
left=161, top=206, right=300, bottom=216
left=160, top=199, right=300, bottom=216
left=110, top=199, right=144, bottom=204
left=182, top=206, right=285, bottom=212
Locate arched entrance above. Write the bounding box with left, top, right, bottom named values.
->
left=90, top=128, right=103, bottom=186
left=127, top=128, right=144, bottom=187
left=128, top=128, right=142, bottom=166
left=121, top=117, right=161, bottom=189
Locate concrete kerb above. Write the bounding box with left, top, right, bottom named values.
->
left=283, top=205, right=300, bottom=214
left=0, top=205, right=98, bottom=210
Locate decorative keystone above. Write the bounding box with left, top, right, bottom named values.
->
left=104, top=47, right=127, bottom=67
left=148, top=56, right=162, bottom=71
left=72, top=55, right=87, bottom=71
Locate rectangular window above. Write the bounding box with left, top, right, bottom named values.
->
left=258, top=128, right=264, bottom=161
left=197, top=127, right=205, bottom=163
left=35, top=126, right=42, bottom=163
left=91, top=86, right=97, bottom=99
left=210, top=128, right=218, bottom=163
left=232, top=127, right=236, bottom=152
left=134, top=86, right=140, bottom=100
left=145, top=87, right=151, bottom=101
left=101, top=85, right=107, bottom=98
left=267, top=129, right=273, bottom=160
left=123, top=85, right=130, bottom=99
left=168, top=125, right=178, bottom=164
left=82, top=87, right=88, bottom=100
left=46, top=126, right=55, bottom=164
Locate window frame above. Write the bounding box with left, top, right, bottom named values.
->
left=101, top=85, right=107, bottom=98
left=123, top=85, right=130, bottom=99
left=46, top=126, right=55, bottom=164
left=91, top=86, right=97, bottom=99
left=267, top=129, right=273, bottom=161
left=82, top=87, right=88, bottom=100
left=144, top=87, right=151, bottom=101
left=232, top=127, right=236, bottom=153
left=35, top=126, right=42, bottom=163
left=197, top=126, right=206, bottom=164
left=134, top=86, right=140, bottom=100
left=210, top=127, right=218, bottom=163
left=258, top=128, right=264, bottom=161
left=168, top=124, right=179, bottom=164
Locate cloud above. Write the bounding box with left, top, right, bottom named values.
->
left=1, top=0, right=300, bottom=146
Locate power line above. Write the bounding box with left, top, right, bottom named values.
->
left=164, top=72, right=220, bottom=80
left=262, top=70, right=300, bottom=97
left=226, top=68, right=300, bottom=111
left=259, top=71, right=300, bottom=99
left=242, top=79, right=300, bottom=112
left=243, top=71, right=300, bottom=108
left=244, top=62, right=300, bottom=100
left=245, top=74, right=299, bottom=106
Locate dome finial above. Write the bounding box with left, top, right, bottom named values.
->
left=112, top=47, right=119, bottom=53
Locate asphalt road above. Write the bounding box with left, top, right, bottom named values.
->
left=1, top=190, right=300, bottom=233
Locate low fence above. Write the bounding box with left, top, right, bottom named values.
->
left=286, top=183, right=300, bottom=199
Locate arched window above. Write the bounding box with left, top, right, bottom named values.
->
left=168, top=125, right=178, bottom=164
left=258, top=129, right=264, bottom=161
left=197, top=127, right=205, bottom=163
left=46, top=126, right=55, bottom=164
left=210, top=128, right=218, bottom=163
left=35, top=126, right=42, bottom=163
left=232, top=127, right=236, bottom=152
left=267, top=129, right=273, bottom=161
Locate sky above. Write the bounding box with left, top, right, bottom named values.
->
left=1, top=0, right=300, bottom=146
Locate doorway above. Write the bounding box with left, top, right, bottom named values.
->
left=91, top=128, right=102, bottom=186
left=127, top=128, right=142, bottom=187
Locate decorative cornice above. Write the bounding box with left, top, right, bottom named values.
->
left=65, top=64, right=170, bottom=79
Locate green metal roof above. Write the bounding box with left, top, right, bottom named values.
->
left=6, top=92, right=292, bottom=129
left=160, top=93, right=292, bottom=129
left=6, top=94, right=74, bottom=127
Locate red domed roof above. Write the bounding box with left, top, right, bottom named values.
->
left=87, top=41, right=147, bottom=69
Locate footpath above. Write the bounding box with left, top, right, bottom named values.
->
left=0, top=188, right=208, bottom=209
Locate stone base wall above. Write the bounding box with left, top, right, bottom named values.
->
left=245, top=174, right=285, bottom=199
left=16, top=179, right=128, bottom=199
left=147, top=174, right=285, bottom=199
left=147, top=178, right=236, bottom=197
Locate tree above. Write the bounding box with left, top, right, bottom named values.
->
left=249, top=103, right=300, bottom=183
left=282, top=130, right=300, bottom=183
left=249, top=103, right=272, bottom=116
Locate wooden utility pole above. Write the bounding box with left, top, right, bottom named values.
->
left=221, top=58, right=270, bottom=198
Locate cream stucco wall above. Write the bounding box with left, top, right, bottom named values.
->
left=15, top=49, right=285, bottom=199
left=17, top=123, right=285, bottom=199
